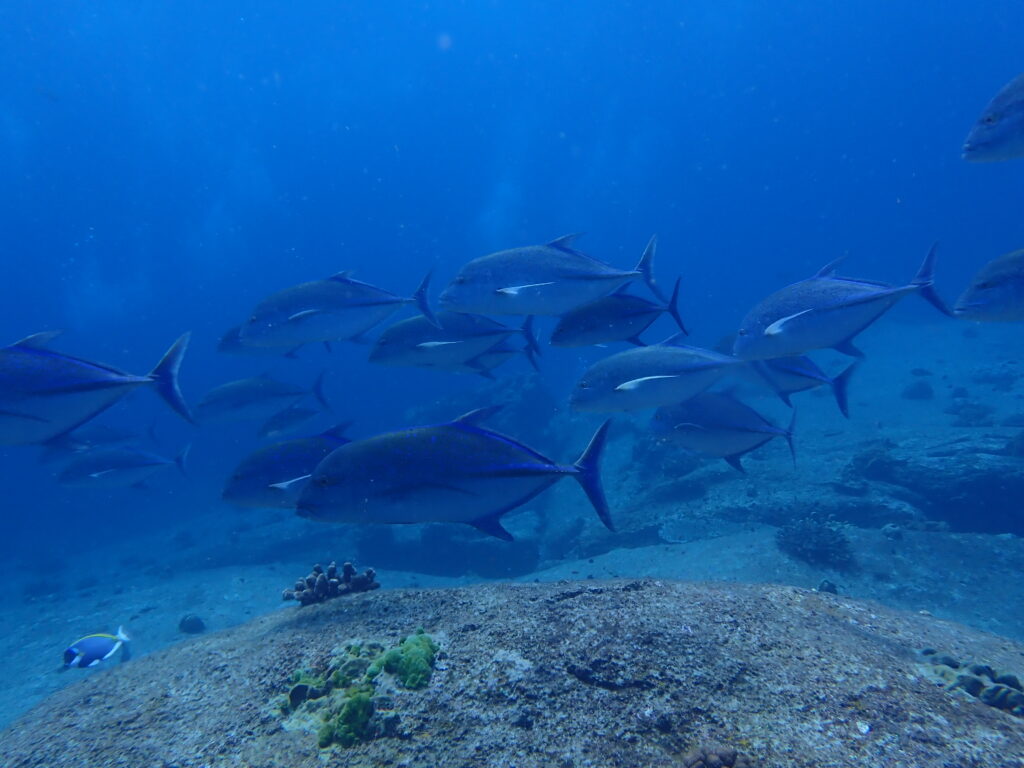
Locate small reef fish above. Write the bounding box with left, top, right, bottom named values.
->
left=749, top=357, right=858, bottom=417
left=296, top=407, right=612, bottom=541
left=571, top=336, right=741, bottom=412
left=0, top=332, right=192, bottom=446
left=963, top=73, right=1024, bottom=162
left=223, top=423, right=352, bottom=508
left=195, top=372, right=328, bottom=424
left=369, top=311, right=540, bottom=369
left=57, top=445, right=188, bottom=488
left=651, top=391, right=795, bottom=472
left=551, top=276, right=686, bottom=347
left=439, top=234, right=665, bottom=316
left=61, top=626, right=131, bottom=669
left=954, top=248, right=1024, bottom=321
left=733, top=246, right=950, bottom=360
left=238, top=272, right=436, bottom=348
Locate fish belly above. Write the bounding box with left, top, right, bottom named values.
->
left=0, top=388, right=134, bottom=445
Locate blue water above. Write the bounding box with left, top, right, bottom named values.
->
left=2, top=0, right=1024, bottom=728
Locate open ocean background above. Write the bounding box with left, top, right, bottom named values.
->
left=2, top=0, right=1024, bottom=734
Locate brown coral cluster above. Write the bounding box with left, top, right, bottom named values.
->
left=282, top=561, right=379, bottom=606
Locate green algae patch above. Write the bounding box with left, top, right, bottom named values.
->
left=275, top=632, right=440, bottom=749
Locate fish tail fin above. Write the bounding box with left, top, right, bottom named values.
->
left=523, top=343, right=541, bottom=372
left=413, top=271, right=440, bottom=328
left=911, top=242, right=953, bottom=317
left=149, top=333, right=194, bottom=423
left=831, top=362, right=859, bottom=419
left=312, top=370, right=333, bottom=412
left=635, top=235, right=667, bottom=302
left=116, top=626, right=131, bottom=643
left=573, top=420, right=614, bottom=532
left=520, top=316, right=542, bottom=358
left=174, top=444, right=191, bottom=477
left=665, top=276, right=687, bottom=334
left=784, top=409, right=797, bottom=467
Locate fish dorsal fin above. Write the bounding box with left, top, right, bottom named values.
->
left=320, top=422, right=354, bottom=441
left=12, top=330, right=63, bottom=349
left=453, top=405, right=503, bottom=426
left=546, top=233, right=584, bottom=251
left=814, top=256, right=846, bottom=278
left=329, top=270, right=355, bottom=281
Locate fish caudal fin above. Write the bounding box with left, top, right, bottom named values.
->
left=174, top=444, right=191, bottom=477
left=520, top=316, right=542, bottom=358
left=831, top=362, right=859, bottom=419
left=413, top=271, right=440, bottom=328
left=665, top=276, right=688, bottom=334
left=634, top=235, right=667, bottom=302
left=573, top=420, right=614, bottom=531
left=116, top=626, right=131, bottom=643
left=784, top=409, right=797, bottom=467
left=911, top=243, right=953, bottom=317
left=312, top=370, right=333, bottom=412
left=149, top=334, right=194, bottom=423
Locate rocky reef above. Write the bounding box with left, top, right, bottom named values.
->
left=3, top=580, right=1024, bottom=767
left=282, top=561, right=379, bottom=606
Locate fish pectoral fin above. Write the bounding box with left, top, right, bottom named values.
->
left=614, top=375, right=680, bottom=391
left=269, top=474, right=312, bottom=491
left=724, top=455, right=747, bottom=473
left=0, top=408, right=49, bottom=423
left=467, top=513, right=514, bottom=541
left=673, top=422, right=707, bottom=432
left=764, top=309, right=816, bottom=336
left=495, top=282, right=556, bottom=295
left=416, top=341, right=463, bottom=348
left=287, top=309, right=326, bottom=322
left=87, top=469, right=117, bottom=478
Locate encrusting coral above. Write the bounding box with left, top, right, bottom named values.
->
left=282, top=561, right=379, bottom=606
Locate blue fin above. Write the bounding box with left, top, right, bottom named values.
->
left=454, top=406, right=503, bottom=426
left=573, top=420, right=614, bottom=531
left=468, top=513, right=514, bottom=541
left=814, top=256, right=846, bottom=277
left=413, top=271, right=440, bottom=328
left=174, top=444, right=191, bottom=477
left=724, top=454, right=746, bottom=473
left=149, top=334, right=193, bottom=423
left=311, top=370, right=332, bottom=412
left=658, top=332, right=690, bottom=347
left=833, top=338, right=865, bottom=358
left=320, top=422, right=354, bottom=442
left=911, top=242, right=953, bottom=317
left=783, top=409, right=796, bottom=467
left=665, top=276, right=687, bottom=334
left=11, top=330, right=63, bottom=349
left=634, top=235, right=667, bottom=302
left=547, top=233, right=584, bottom=252
left=831, top=362, right=858, bottom=418
left=626, top=336, right=648, bottom=347
left=520, top=316, right=542, bottom=358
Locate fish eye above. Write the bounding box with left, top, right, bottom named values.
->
left=976, top=280, right=994, bottom=290
left=983, top=113, right=999, bottom=126
left=316, top=475, right=330, bottom=487
left=737, top=328, right=748, bottom=336
left=579, top=381, right=590, bottom=389
left=455, top=276, right=467, bottom=284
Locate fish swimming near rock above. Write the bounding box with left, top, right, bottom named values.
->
left=963, top=73, right=1024, bottom=162
left=0, top=332, right=192, bottom=446
left=733, top=246, right=951, bottom=360
left=195, top=372, right=328, bottom=423
left=651, top=392, right=795, bottom=472
left=551, top=277, right=686, bottom=347
left=749, top=357, right=858, bottom=417
left=223, top=423, right=352, bottom=508
left=439, top=234, right=665, bottom=316
left=954, top=249, right=1024, bottom=321
left=57, top=445, right=189, bottom=488
left=296, top=407, right=612, bottom=541
left=61, top=626, right=131, bottom=670
left=369, top=311, right=540, bottom=370
left=238, top=272, right=437, bottom=348
left=571, top=336, right=741, bottom=412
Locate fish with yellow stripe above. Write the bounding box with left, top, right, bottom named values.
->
left=61, top=626, right=131, bottom=670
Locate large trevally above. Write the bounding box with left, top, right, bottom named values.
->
left=238, top=272, right=436, bottom=348
left=195, top=372, right=327, bottom=424
left=651, top=392, right=795, bottom=473
left=570, top=336, right=741, bottom=412
left=748, top=357, right=858, bottom=418
left=421, top=339, right=538, bottom=379
left=369, top=311, right=540, bottom=369
left=551, top=278, right=685, bottom=347
left=438, top=234, right=664, bottom=316
left=217, top=325, right=300, bottom=358
left=0, top=332, right=192, bottom=446
left=733, top=246, right=950, bottom=360
left=963, top=73, right=1024, bottom=162
left=296, top=407, right=612, bottom=541
left=223, top=424, right=352, bottom=508
left=954, top=248, right=1024, bottom=321
left=57, top=445, right=188, bottom=488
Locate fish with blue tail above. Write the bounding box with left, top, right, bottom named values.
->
left=439, top=234, right=665, bottom=316
left=963, top=73, right=1024, bottom=162
left=296, top=407, right=612, bottom=541
left=954, top=248, right=1024, bottom=322
left=651, top=392, right=795, bottom=472
left=238, top=271, right=437, bottom=349
left=58, top=445, right=189, bottom=488
left=61, top=626, right=130, bottom=670
left=571, top=335, right=742, bottom=412
left=223, top=423, right=352, bottom=508
left=0, top=332, right=192, bottom=446
left=733, top=245, right=951, bottom=360
left=749, top=357, right=858, bottom=418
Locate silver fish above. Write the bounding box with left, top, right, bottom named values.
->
left=0, top=332, right=192, bottom=446
left=258, top=403, right=323, bottom=439
left=418, top=339, right=538, bottom=379
left=571, top=336, right=741, bottom=412
left=954, top=248, right=1024, bottom=321
left=749, top=357, right=858, bottom=417
left=238, top=272, right=436, bottom=348
left=195, top=373, right=327, bottom=424
left=57, top=446, right=188, bottom=488
left=439, top=234, right=664, bottom=316
left=296, top=407, right=612, bottom=541
left=217, top=325, right=300, bottom=358
left=963, top=73, right=1024, bottom=162
left=733, top=246, right=950, bottom=360
left=651, top=392, right=795, bottom=472
left=551, top=278, right=686, bottom=347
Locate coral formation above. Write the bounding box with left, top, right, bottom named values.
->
left=921, top=649, right=1024, bottom=717
left=372, top=630, right=439, bottom=689
left=682, top=745, right=756, bottom=767
left=282, top=561, right=379, bottom=606
left=775, top=518, right=856, bottom=571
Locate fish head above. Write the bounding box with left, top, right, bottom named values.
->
left=954, top=258, right=1024, bottom=321
left=963, top=78, right=1024, bottom=162
left=438, top=269, right=483, bottom=313
left=732, top=323, right=790, bottom=360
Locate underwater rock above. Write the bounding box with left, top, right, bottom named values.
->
left=6, top=580, right=1024, bottom=767
left=943, top=399, right=995, bottom=427
left=282, top=560, right=379, bottom=606
left=178, top=614, right=206, bottom=634
left=901, top=380, right=934, bottom=400
left=682, top=745, right=755, bottom=768
left=775, top=518, right=856, bottom=571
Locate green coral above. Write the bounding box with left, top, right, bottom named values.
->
left=381, top=631, right=439, bottom=689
